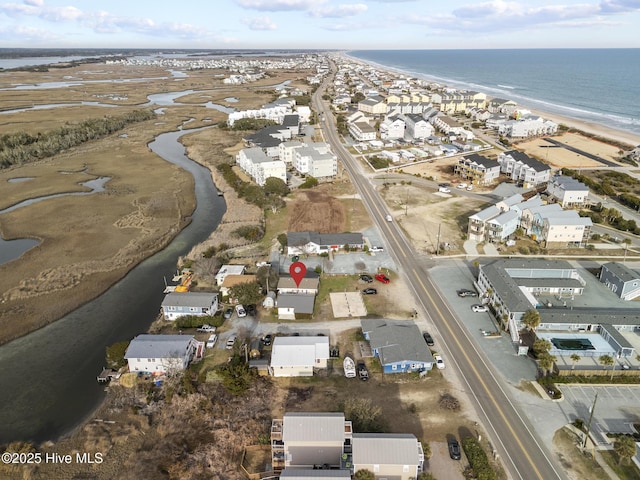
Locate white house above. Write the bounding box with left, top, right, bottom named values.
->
left=279, top=141, right=303, bottom=165
left=379, top=115, right=405, bottom=140
left=286, top=231, right=364, bottom=255
left=270, top=336, right=330, bottom=377
left=124, top=334, right=202, bottom=374
left=403, top=113, right=434, bottom=139
left=215, top=264, right=246, bottom=286
left=293, top=143, right=338, bottom=179
left=161, top=292, right=219, bottom=321
left=348, top=121, right=377, bottom=142
left=498, top=150, right=551, bottom=188
left=236, top=147, right=287, bottom=186
left=546, top=175, right=590, bottom=208
left=454, top=154, right=500, bottom=185
left=352, top=433, right=425, bottom=480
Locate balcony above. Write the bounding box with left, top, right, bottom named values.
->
left=271, top=419, right=283, bottom=441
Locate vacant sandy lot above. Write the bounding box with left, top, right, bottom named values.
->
left=517, top=132, right=625, bottom=168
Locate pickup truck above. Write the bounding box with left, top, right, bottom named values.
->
left=196, top=324, right=216, bottom=333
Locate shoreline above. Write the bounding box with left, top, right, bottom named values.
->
left=340, top=51, right=640, bottom=149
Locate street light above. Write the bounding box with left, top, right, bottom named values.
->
left=583, top=391, right=598, bottom=450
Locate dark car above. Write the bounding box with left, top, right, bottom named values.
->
left=261, top=334, right=273, bottom=346
left=356, top=360, right=369, bottom=381
left=457, top=289, right=478, bottom=297
left=422, top=332, right=435, bottom=346
left=246, top=304, right=257, bottom=316
left=362, top=288, right=377, bottom=295
left=360, top=274, right=373, bottom=283
left=448, top=439, right=461, bottom=460
left=223, top=307, right=233, bottom=319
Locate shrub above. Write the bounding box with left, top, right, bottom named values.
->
left=233, top=225, right=264, bottom=242
left=299, top=176, right=319, bottom=189
left=173, top=315, right=223, bottom=329
left=461, top=437, right=496, bottom=480
left=106, top=341, right=130, bottom=369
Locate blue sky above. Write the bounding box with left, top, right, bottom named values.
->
left=1, top=0, right=639, bottom=49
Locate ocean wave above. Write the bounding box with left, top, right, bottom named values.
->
left=497, top=84, right=516, bottom=89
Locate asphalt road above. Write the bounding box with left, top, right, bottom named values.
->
left=312, top=66, right=566, bottom=480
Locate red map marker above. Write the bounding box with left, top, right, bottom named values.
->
left=290, top=261, right=307, bottom=287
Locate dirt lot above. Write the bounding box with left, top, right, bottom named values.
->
left=552, top=427, right=608, bottom=480
left=288, top=189, right=347, bottom=233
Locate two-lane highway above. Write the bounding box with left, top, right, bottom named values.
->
left=312, top=64, right=565, bottom=480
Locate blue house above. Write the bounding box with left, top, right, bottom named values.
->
left=361, top=319, right=434, bottom=373
left=161, top=292, right=219, bottom=321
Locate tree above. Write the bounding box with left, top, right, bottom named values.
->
left=599, top=354, right=615, bottom=380
left=532, top=338, right=552, bottom=356
left=538, top=352, right=556, bottom=376
left=299, top=176, right=319, bottom=189
left=521, top=309, right=541, bottom=331
left=614, top=435, right=637, bottom=465
left=217, top=355, right=254, bottom=395
left=228, top=281, right=263, bottom=305
left=256, top=265, right=279, bottom=293
left=106, top=341, right=130, bottom=369
left=354, top=470, right=375, bottom=480
left=570, top=353, right=581, bottom=371
left=263, top=177, right=290, bottom=196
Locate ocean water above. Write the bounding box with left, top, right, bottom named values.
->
left=348, top=49, right=640, bottom=138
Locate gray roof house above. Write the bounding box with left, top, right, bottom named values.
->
left=352, top=433, right=425, bottom=480
left=361, top=319, right=434, bottom=373
left=287, top=231, right=364, bottom=255
left=277, top=293, right=316, bottom=320
left=600, top=262, right=640, bottom=301
left=124, top=334, right=201, bottom=374
left=497, top=150, right=551, bottom=188
left=161, top=292, right=219, bottom=321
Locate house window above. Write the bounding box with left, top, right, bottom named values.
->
left=189, top=307, right=197, bottom=312
left=392, top=364, right=397, bottom=371
left=373, top=465, right=380, bottom=473
left=403, top=465, right=410, bottom=472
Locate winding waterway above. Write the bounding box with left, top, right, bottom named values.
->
left=0, top=126, right=225, bottom=443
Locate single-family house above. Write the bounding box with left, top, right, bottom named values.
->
left=161, top=292, right=219, bottom=321
left=278, top=273, right=320, bottom=295
left=270, top=336, right=330, bottom=377
left=277, top=293, right=315, bottom=320
left=546, top=175, right=590, bottom=208
left=361, top=319, right=434, bottom=373
left=600, top=262, right=640, bottom=301
left=540, top=212, right=592, bottom=248
left=486, top=210, right=520, bottom=243
left=286, top=232, right=364, bottom=256
left=124, top=334, right=202, bottom=374
left=352, top=433, right=425, bottom=480
left=215, top=264, right=246, bottom=286
left=403, top=114, right=434, bottom=139
left=379, top=115, right=405, bottom=140
left=280, top=470, right=351, bottom=480
left=454, top=154, right=500, bottom=185
left=520, top=203, right=563, bottom=236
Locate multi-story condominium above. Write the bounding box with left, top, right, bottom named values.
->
left=498, top=117, right=558, bottom=138
left=348, top=120, right=377, bottom=142
left=403, top=113, right=434, bottom=139
left=236, top=147, right=287, bottom=186
left=293, top=142, right=337, bottom=178
left=357, top=95, right=387, bottom=115
left=431, top=114, right=466, bottom=136
left=497, top=150, right=551, bottom=188
left=454, top=154, right=500, bottom=185
left=546, top=174, right=590, bottom=208
left=278, top=141, right=303, bottom=165
left=379, top=115, right=405, bottom=140
left=540, top=211, right=592, bottom=248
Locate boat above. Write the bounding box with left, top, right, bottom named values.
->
left=343, top=356, right=356, bottom=378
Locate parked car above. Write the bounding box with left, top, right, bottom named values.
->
left=422, top=332, right=435, bottom=346
left=434, top=354, right=445, bottom=369
left=467, top=185, right=473, bottom=191
left=261, top=334, right=273, bottom=346
left=448, top=439, right=461, bottom=460
left=246, top=304, right=256, bottom=316
left=235, top=304, right=247, bottom=317
left=456, top=183, right=467, bottom=189
left=457, top=289, right=478, bottom=297
left=206, top=334, right=218, bottom=348
left=362, top=288, right=377, bottom=295
left=438, top=186, right=451, bottom=193
left=223, top=307, right=234, bottom=319
left=370, top=246, right=384, bottom=253
left=357, top=360, right=369, bottom=381
left=256, top=261, right=271, bottom=268
left=375, top=273, right=390, bottom=284
left=225, top=335, right=237, bottom=350
left=196, top=324, right=216, bottom=333
left=471, top=304, right=489, bottom=313
left=360, top=274, right=373, bottom=283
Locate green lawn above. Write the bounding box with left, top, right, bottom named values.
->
left=600, top=450, right=640, bottom=479
left=315, top=274, right=358, bottom=315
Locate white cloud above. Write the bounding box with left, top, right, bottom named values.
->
left=242, top=15, right=277, bottom=30
left=23, top=0, right=42, bottom=6
left=234, top=0, right=321, bottom=11
left=311, top=3, right=368, bottom=17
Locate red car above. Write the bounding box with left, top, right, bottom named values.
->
left=374, top=273, right=390, bottom=284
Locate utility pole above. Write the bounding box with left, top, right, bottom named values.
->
left=436, top=223, right=441, bottom=256
left=583, top=391, right=598, bottom=449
